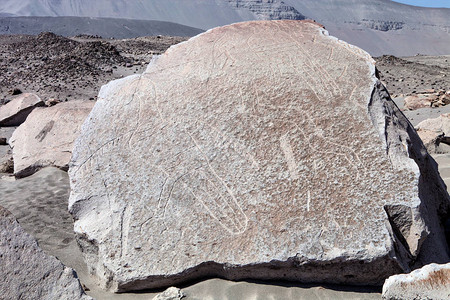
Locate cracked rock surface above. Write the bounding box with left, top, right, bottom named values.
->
left=69, top=20, right=450, bottom=292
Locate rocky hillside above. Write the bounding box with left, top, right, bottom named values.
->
left=0, top=16, right=203, bottom=38
left=0, top=33, right=187, bottom=102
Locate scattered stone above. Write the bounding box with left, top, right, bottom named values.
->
left=416, top=114, right=450, bottom=153
left=10, top=100, right=94, bottom=178
left=0, top=206, right=92, bottom=300
left=404, top=94, right=432, bottom=110
left=152, top=287, right=185, bottom=300
left=0, top=127, right=16, bottom=143
left=403, top=90, right=450, bottom=110
left=45, top=98, right=61, bottom=106
left=0, top=93, right=44, bottom=126
left=0, top=146, right=13, bottom=173
left=10, top=88, right=22, bottom=95
left=0, top=138, right=6, bottom=145
left=382, top=263, right=450, bottom=300
left=69, top=20, right=450, bottom=292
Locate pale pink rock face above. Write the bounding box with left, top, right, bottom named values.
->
left=0, top=93, right=44, bottom=126
left=416, top=113, right=450, bottom=153
left=69, top=21, right=450, bottom=292
left=10, top=100, right=94, bottom=178
left=382, top=263, right=450, bottom=300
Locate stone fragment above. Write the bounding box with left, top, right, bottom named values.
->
left=10, top=100, right=94, bottom=178
left=0, top=126, right=16, bottom=142
left=403, top=94, right=432, bottom=110
left=45, top=97, right=61, bottom=106
left=10, top=88, right=22, bottom=95
left=69, top=20, right=450, bottom=292
left=0, top=145, right=13, bottom=173
left=382, top=263, right=450, bottom=300
left=416, top=114, right=450, bottom=153
left=404, top=90, right=450, bottom=110
left=0, top=93, right=44, bottom=126
left=152, top=287, right=185, bottom=300
left=0, top=206, right=92, bottom=300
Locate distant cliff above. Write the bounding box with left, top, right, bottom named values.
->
left=0, top=0, right=449, bottom=56
left=225, top=0, right=305, bottom=20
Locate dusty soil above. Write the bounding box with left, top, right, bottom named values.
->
left=375, top=55, right=450, bottom=97
left=0, top=33, right=187, bottom=104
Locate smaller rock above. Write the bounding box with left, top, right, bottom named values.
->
left=45, top=98, right=61, bottom=107
left=10, top=88, right=22, bottom=95
left=152, top=287, right=185, bottom=300
left=416, top=114, right=450, bottom=153
left=10, top=100, right=94, bottom=178
left=404, top=94, right=432, bottom=110
left=0, top=146, right=13, bottom=173
left=0, top=138, right=6, bottom=145
left=382, top=263, right=450, bottom=300
left=404, top=90, right=450, bottom=110
left=437, top=92, right=450, bottom=107
left=0, top=127, right=16, bottom=143
left=0, top=93, right=44, bottom=126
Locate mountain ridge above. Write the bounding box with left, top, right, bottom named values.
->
left=0, top=0, right=449, bottom=56
left=0, top=16, right=203, bottom=38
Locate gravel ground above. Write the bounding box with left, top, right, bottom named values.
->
left=0, top=33, right=187, bottom=104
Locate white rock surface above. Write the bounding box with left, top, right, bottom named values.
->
left=10, top=100, right=94, bottom=178
left=152, top=287, right=185, bottom=300
left=382, top=263, right=450, bottom=300
left=0, top=205, right=92, bottom=300
left=69, top=20, right=450, bottom=292
left=0, top=93, right=44, bottom=126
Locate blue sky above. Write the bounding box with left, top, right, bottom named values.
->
left=393, top=0, right=450, bottom=7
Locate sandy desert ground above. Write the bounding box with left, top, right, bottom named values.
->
left=0, top=33, right=449, bottom=299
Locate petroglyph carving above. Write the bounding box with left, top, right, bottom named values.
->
left=69, top=21, right=448, bottom=292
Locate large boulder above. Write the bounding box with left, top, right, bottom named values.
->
left=0, top=93, right=44, bottom=126
left=382, top=263, right=450, bottom=300
left=10, top=100, right=94, bottom=178
left=0, top=206, right=92, bottom=299
left=416, top=114, right=450, bottom=154
left=69, top=20, right=450, bottom=292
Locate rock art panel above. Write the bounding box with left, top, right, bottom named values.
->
left=382, top=263, right=450, bottom=300
left=10, top=100, right=94, bottom=178
left=0, top=93, right=44, bottom=126
left=69, top=20, right=450, bottom=292
left=0, top=206, right=92, bottom=300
